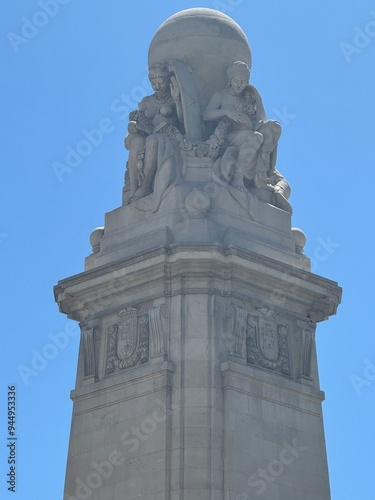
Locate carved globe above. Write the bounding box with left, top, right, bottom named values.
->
left=291, top=228, right=307, bottom=255
left=89, top=226, right=104, bottom=254
left=149, top=8, right=252, bottom=109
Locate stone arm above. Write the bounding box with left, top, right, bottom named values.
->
left=249, top=84, right=267, bottom=122
left=203, top=91, right=249, bottom=126
left=203, top=92, right=228, bottom=122
left=269, top=168, right=291, bottom=199
left=129, top=97, right=153, bottom=136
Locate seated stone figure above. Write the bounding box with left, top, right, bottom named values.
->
left=124, top=63, right=184, bottom=206
left=203, top=61, right=281, bottom=192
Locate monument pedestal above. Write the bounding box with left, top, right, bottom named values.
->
left=54, top=8, right=341, bottom=500
left=55, top=244, right=340, bottom=500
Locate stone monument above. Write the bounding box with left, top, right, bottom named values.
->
left=54, top=8, right=342, bottom=500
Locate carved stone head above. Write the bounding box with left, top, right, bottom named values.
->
left=227, top=61, right=250, bottom=92
left=148, top=63, right=170, bottom=93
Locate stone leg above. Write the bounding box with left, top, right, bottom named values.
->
left=133, top=134, right=158, bottom=199
left=231, top=172, right=247, bottom=192
left=152, top=156, right=175, bottom=213
left=232, top=131, right=265, bottom=190
left=125, top=133, right=146, bottom=198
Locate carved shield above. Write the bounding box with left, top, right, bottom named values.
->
left=106, top=307, right=150, bottom=375
left=259, top=321, right=279, bottom=361
left=117, top=314, right=138, bottom=360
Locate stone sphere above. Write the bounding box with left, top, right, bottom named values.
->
left=149, top=8, right=252, bottom=108
left=291, top=228, right=307, bottom=255
left=90, top=227, right=104, bottom=254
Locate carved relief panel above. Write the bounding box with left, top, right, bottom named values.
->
left=247, top=314, right=290, bottom=376
left=105, top=307, right=149, bottom=375
left=105, top=303, right=169, bottom=376
left=226, top=304, right=291, bottom=377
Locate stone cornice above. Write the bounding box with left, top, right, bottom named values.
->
left=54, top=244, right=342, bottom=323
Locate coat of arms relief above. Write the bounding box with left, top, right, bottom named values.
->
left=105, top=307, right=149, bottom=374
left=105, top=304, right=168, bottom=375
left=227, top=304, right=291, bottom=376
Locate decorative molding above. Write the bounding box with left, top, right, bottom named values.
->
left=307, top=309, right=322, bottom=324
left=80, top=319, right=98, bottom=379
left=105, top=307, right=149, bottom=375
left=300, top=328, right=314, bottom=379
left=149, top=304, right=169, bottom=358
left=227, top=304, right=248, bottom=359
left=82, top=327, right=95, bottom=377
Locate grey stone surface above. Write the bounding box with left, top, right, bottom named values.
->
left=56, top=244, right=341, bottom=499
left=55, top=7, right=342, bottom=500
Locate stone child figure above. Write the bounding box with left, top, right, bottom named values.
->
left=204, top=61, right=281, bottom=192
left=124, top=63, right=183, bottom=204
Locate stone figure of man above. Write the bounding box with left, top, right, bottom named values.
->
left=203, top=61, right=281, bottom=192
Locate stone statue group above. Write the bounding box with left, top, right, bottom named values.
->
left=123, top=59, right=291, bottom=214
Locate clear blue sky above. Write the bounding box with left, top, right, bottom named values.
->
left=1, top=1, right=375, bottom=498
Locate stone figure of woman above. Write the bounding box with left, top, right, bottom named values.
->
left=124, top=63, right=184, bottom=208
left=203, top=61, right=282, bottom=192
